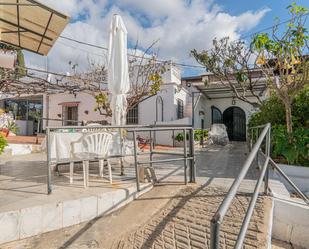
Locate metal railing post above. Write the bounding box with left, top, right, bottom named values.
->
left=133, top=131, right=140, bottom=192
left=183, top=129, right=188, bottom=185
left=149, top=130, right=153, bottom=168
left=255, top=127, right=259, bottom=167
left=119, top=128, right=124, bottom=175
left=210, top=219, right=220, bottom=249
left=250, top=128, right=254, bottom=151
left=189, top=128, right=195, bottom=183
left=264, top=127, right=271, bottom=194
left=46, top=127, right=52, bottom=194
left=191, top=92, right=195, bottom=127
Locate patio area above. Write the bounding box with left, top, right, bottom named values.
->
left=0, top=142, right=257, bottom=214
left=0, top=143, right=274, bottom=248
left=0, top=152, right=155, bottom=245
left=0, top=140, right=268, bottom=246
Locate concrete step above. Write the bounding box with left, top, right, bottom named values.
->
left=0, top=183, right=152, bottom=245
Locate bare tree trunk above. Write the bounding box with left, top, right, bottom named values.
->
left=284, top=101, right=293, bottom=133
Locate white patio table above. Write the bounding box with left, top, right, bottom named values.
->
left=48, top=131, right=128, bottom=163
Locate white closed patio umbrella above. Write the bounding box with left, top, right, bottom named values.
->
left=108, top=14, right=130, bottom=126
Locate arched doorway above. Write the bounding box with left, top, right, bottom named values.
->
left=223, top=107, right=246, bottom=141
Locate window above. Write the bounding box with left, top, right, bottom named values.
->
left=211, top=106, right=222, bottom=124
left=127, top=105, right=138, bottom=124
left=177, top=99, right=184, bottom=119
left=4, top=96, right=43, bottom=134
left=63, top=106, right=78, bottom=126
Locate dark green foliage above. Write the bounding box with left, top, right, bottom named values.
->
left=293, top=88, right=309, bottom=129
left=248, top=96, right=286, bottom=128
left=249, top=87, right=309, bottom=166
left=0, top=134, right=7, bottom=155
left=249, top=87, right=309, bottom=129
left=272, top=125, right=308, bottom=166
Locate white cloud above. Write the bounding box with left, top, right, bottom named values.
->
left=26, top=0, right=270, bottom=75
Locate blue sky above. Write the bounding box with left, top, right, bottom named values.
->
left=220, top=0, right=309, bottom=35
left=26, top=0, right=309, bottom=77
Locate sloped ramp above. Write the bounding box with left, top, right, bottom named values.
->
left=112, top=185, right=272, bottom=249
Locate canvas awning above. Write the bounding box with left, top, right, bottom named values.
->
left=0, top=0, right=70, bottom=55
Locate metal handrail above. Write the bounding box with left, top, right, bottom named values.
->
left=210, top=123, right=271, bottom=249
left=211, top=123, right=309, bottom=249
left=268, top=156, right=309, bottom=204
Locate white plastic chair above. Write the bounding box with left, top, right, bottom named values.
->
left=70, top=132, right=113, bottom=187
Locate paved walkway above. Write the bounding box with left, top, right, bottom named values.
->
left=0, top=142, right=269, bottom=249
left=111, top=185, right=271, bottom=249
left=195, top=142, right=258, bottom=179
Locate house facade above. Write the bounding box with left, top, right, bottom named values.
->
left=182, top=71, right=269, bottom=141
left=0, top=65, right=269, bottom=144
left=0, top=65, right=191, bottom=138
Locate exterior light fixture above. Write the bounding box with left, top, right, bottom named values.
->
left=232, top=96, right=236, bottom=105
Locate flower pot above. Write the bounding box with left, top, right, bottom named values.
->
left=1, top=128, right=9, bottom=137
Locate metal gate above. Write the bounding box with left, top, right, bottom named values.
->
left=223, top=107, right=246, bottom=141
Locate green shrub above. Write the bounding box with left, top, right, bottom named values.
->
left=194, top=129, right=208, bottom=141
left=249, top=86, right=309, bottom=129
left=248, top=96, right=286, bottom=128
left=272, top=125, right=309, bottom=166
left=174, top=129, right=208, bottom=142
left=249, top=87, right=309, bottom=166
left=0, top=134, right=8, bottom=155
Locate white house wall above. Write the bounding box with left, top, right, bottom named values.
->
left=193, top=94, right=207, bottom=129
left=43, top=92, right=106, bottom=128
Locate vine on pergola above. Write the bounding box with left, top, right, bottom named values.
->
left=0, top=43, right=106, bottom=96
left=1, top=41, right=168, bottom=119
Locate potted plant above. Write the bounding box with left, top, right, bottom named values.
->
left=173, top=129, right=208, bottom=147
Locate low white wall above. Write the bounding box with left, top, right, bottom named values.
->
left=272, top=164, right=309, bottom=194
left=154, top=117, right=191, bottom=146
left=272, top=198, right=309, bottom=248
left=15, top=120, right=34, bottom=136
